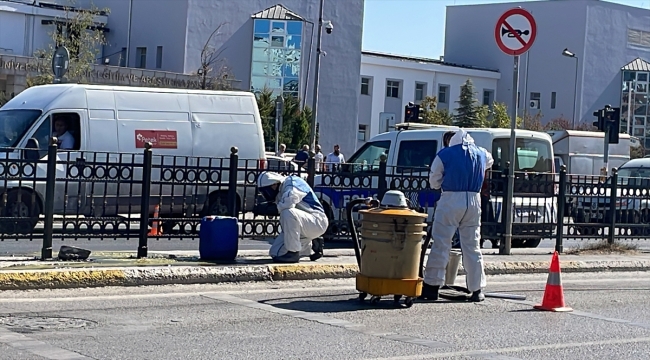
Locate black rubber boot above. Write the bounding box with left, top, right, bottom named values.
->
left=418, top=283, right=439, bottom=301
left=309, top=238, right=324, bottom=261
left=272, top=251, right=300, bottom=263
left=469, top=290, right=485, bottom=302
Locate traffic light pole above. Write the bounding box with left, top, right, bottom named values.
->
left=603, top=124, right=610, bottom=176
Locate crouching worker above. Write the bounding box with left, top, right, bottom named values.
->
left=257, top=172, right=329, bottom=263
left=420, top=129, right=494, bottom=302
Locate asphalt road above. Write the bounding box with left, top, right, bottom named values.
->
left=1, top=272, right=649, bottom=359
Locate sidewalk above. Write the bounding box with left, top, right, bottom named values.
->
left=1, top=248, right=649, bottom=291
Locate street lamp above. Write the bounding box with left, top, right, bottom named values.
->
left=309, top=0, right=334, bottom=149
left=562, top=48, right=579, bottom=129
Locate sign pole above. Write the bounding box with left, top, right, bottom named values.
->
left=502, top=55, right=519, bottom=255
left=494, top=7, right=537, bottom=255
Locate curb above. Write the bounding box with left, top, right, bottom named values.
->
left=1, top=260, right=649, bottom=291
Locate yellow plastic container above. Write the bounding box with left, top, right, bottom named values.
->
left=353, top=206, right=427, bottom=305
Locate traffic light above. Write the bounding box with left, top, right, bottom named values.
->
left=604, top=106, right=620, bottom=144
left=404, top=102, right=423, bottom=122
left=592, top=109, right=604, bottom=131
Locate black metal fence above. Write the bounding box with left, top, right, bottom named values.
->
left=2, top=141, right=650, bottom=259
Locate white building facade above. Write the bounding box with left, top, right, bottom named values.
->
left=357, top=51, right=501, bottom=143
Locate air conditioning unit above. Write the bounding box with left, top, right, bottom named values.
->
left=529, top=100, right=539, bottom=109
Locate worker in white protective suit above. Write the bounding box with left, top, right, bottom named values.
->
left=420, top=129, right=494, bottom=302
left=257, top=172, right=329, bottom=263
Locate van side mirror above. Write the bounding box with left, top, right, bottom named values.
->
left=24, top=138, right=40, bottom=161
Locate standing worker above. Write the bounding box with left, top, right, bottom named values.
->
left=420, top=129, right=494, bottom=302
left=257, top=172, right=328, bottom=263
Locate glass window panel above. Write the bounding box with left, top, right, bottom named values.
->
left=634, top=94, right=648, bottom=115
left=285, top=49, right=301, bottom=64
left=645, top=138, right=650, bottom=149
left=287, top=21, right=302, bottom=35
left=268, top=78, right=282, bottom=90
left=269, top=63, right=283, bottom=77
left=283, top=78, right=299, bottom=92
left=253, top=34, right=270, bottom=48
left=635, top=116, right=645, bottom=126
left=251, top=76, right=267, bottom=93
left=252, top=47, right=269, bottom=62
left=254, top=19, right=270, bottom=34
left=271, top=21, right=285, bottom=33
left=633, top=127, right=645, bottom=137
left=286, top=35, right=302, bottom=49
left=270, top=48, right=285, bottom=63
left=624, top=71, right=636, bottom=82
left=251, top=62, right=269, bottom=76
left=637, top=72, right=649, bottom=82
left=271, top=36, right=284, bottom=47
left=283, top=63, right=300, bottom=77
left=636, top=83, right=648, bottom=93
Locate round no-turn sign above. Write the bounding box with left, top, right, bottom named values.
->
left=494, top=8, right=537, bottom=56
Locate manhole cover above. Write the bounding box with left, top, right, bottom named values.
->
left=0, top=315, right=96, bottom=333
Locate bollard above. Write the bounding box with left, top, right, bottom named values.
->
left=555, top=165, right=567, bottom=254
left=378, top=154, right=387, bottom=202
left=41, top=138, right=58, bottom=260
left=137, top=142, right=153, bottom=259
left=607, top=168, right=618, bottom=245
left=227, top=147, right=239, bottom=218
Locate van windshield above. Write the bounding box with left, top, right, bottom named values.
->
left=0, top=110, right=42, bottom=149
left=492, top=138, right=553, bottom=173
left=346, top=140, right=391, bottom=172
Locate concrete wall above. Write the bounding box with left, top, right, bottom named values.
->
left=360, top=53, right=500, bottom=140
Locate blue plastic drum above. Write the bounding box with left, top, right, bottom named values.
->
left=199, top=216, right=239, bottom=261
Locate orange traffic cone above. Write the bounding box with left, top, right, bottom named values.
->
left=148, top=205, right=162, bottom=236
left=534, top=251, right=572, bottom=312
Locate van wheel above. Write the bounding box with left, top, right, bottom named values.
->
left=524, top=238, right=542, bottom=248
left=0, top=189, right=41, bottom=234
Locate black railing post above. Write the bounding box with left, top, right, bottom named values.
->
left=555, top=165, right=567, bottom=254
left=378, top=154, right=388, bottom=201
left=499, top=162, right=511, bottom=255
left=137, top=142, right=153, bottom=259
left=228, top=147, right=239, bottom=218
left=41, top=138, right=58, bottom=260
left=608, top=167, right=618, bottom=245
left=307, top=151, right=316, bottom=188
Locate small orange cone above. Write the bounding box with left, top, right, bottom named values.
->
left=534, top=251, right=572, bottom=312
left=148, top=205, right=162, bottom=236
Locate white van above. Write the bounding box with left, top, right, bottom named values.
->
left=314, top=123, right=557, bottom=248
left=0, top=84, right=266, bottom=232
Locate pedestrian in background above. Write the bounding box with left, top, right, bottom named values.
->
left=275, top=143, right=286, bottom=158
left=294, top=144, right=310, bottom=169
left=314, top=144, right=324, bottom=171
left=325, top=144, right=345, bottom=172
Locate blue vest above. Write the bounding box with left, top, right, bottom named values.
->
left=437, top=144, right=487, bottom=193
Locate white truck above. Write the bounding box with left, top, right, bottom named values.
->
left=0, top=84, right=267, bottom=233
left=546, top=130, right=630, bottom=175
left=313, top=122, right=557, bottom=248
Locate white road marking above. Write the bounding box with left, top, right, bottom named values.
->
left=363, top=336, right=650, bottom=360
left=0, top=327, right=92, bottom=359
left=0, top=274, right=648, bottom=304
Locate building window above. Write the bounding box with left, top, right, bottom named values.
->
left=621, top=69, right=650, bottom=137
left=551, top=92, right=557, bottom=109
left=529, top=92, right=541, bottom=109
left=415, top=82, right=427, bottom=102
left=250, top=19, right=303, bottom=98
left=482, top=89, right=494, bottom=106
left=386, top=80, right=400, bottom=98
left=358, top=125, right=367, bottom=142
left=627, top=29, right=650, bottom=49
left=438, top=85, right=449, bottom=103
left=156, top=46, right=163, bottom=69
left=361, top=77, right=371, bottom=95
left=135, top=47, right=147, bottom=68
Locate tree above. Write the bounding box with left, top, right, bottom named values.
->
left=454, top=79, right=483, bottom=128
left=197, top=23, right=238, bottom=90
left=28, top=3, right=109, bottom=86
left=484, top=102, right=520, bottom=129
left=419, top=95, right=453, bottom=125
left=255, top=88, right=310, bottom=151
left=520, top=112, right=544, bottom=131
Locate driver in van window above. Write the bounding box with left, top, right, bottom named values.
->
left=53, top=117, right=75, bottom=150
